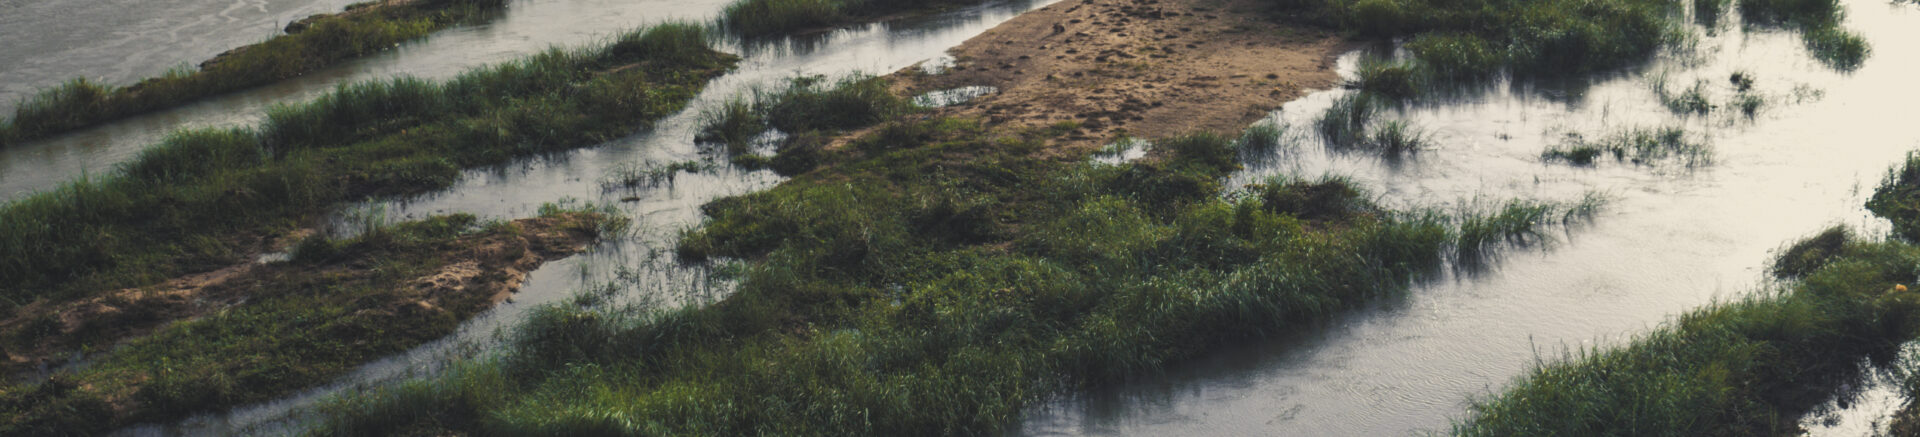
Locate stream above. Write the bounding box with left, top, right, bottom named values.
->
left=6, top=0, right=1920, bottom=435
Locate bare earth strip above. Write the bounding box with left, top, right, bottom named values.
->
left=895, top=0, right=1348, bottom=154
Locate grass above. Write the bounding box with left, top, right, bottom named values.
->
left=1542, top=126, right=1712, bottom=167
left=1315, top=93, right=1380, bottom=146
left=1455, top=199, right=1560, bottom=263
left=1867, top=151, right=1920, bottom=241
left=311, top=79, right=1600, bottom=433
left=1349, top=56, right=1424, bottom=99
left=1769, top=225, right=1848, bottom=278
left=1315, top=94, right=1430, bottom=157
left=0, top=0, right=509, bottom=148
left=717, top=0, right=991, bottom=38
left=1236, top=122, right=1292, bottom=165
left=1454, top=234, right=1920, bottom=435
left=0, top=23, right=736, bottom=311
left=1736, top=0, right=1870, bottom=70
left=1363, top=120, right=1429, bottom=156
left=0, top=205, right=622, bottom=434
left=696, top=74, right=915, bottom=175
left=602, top=161, right=716, bottom=191
left=1655, top=79, right=1716, bottom=115
left=696, top=96, right=765, bottom=155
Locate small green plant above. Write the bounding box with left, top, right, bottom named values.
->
left=1316, top=93, right=1379, bottom=146
left=1656, top=79, right=1715, bottom=115
left=1349, top=57, right=1424, bottom=99
left=696, top=97, right=766, bottom=155
left=1362, top=120, right=1429, bottom=156
left=1768, top=225, right=1848, bottom=278
left=602, top=160, right=714, bottom=190
left=1867, top=151, right=1920, bottom=241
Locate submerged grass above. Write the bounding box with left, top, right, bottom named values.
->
left=1542, top=126, right=1711, bottom=167
left=315, top=89, right=1592, bottom=433
left=1315, top=93, right=1429, bottom=157
left=0, top=206, right=620, bottom=434
left=696, top=74, right=915, bottom=175
left=0, top=0, right=509, bottom=147
left=0, top=23, right=736, bottom=309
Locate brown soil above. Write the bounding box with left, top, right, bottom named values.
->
left=891, top=0, right=1349, bottom=156
left=0, top=213, right=598, bottom=376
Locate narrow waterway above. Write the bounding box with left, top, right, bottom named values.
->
left=1020, top=0, right=1920, bottom=435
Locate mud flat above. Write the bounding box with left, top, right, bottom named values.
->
left=897, top=0, right=1346, bottom=153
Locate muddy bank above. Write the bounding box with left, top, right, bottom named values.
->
left=896, top=0, right=1346, bottom=153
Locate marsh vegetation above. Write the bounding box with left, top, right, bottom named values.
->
left=316, top=75, right=1599, bottom=432
left=0, top=0, right=510, bottom=147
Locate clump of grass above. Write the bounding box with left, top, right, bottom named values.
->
left=1542, top=127, right=1711, bottom=167
left=602, top=161, right=714, bottom=190
left=1800, top=25, right=1869, bottom=71
left=1455, top=199, right=1562, bottom=263
left=1867, top=151, right=1920, bottom=241
left=1736, top=0, right=1870, bottom=70
left=696, top=96, right=765, bottom=155
left=1316, top=93, right=1380, bottom=146
left=1349, top=57, right=1424, bottom=99
left=1655, top=79, right=1715, bottom=115
left=315, top=113, right=1562, bottom=434
left=1769, top=225, right=1849, bottom=278
left=0, top=0, right=510, bottom=148
left=697, top=74, right=914, bottom=175
left=1316, top=95, right=1429, bottom=157
left=1404, top=33, right=1504, bottom=80
left=1235, top=122, right=1291, bottom=165
left=1362, top=120, right=1429, bottom=156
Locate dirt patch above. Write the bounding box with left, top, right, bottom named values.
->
left=893, top=0, right=1347, bottom=155
left=0, top=214, right=596, bottom=377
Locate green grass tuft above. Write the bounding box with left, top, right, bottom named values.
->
left=1543, top=126, right=1711, bottom=167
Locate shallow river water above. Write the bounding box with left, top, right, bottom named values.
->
left=1022, top=0, right=1920, bottom=435
left=7, top=0, right=1920, bottom=434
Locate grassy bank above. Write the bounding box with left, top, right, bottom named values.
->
left=313, top=77, right=1592, bottom=434
left=0, top=0, right=508, bottom=148
left=0, top=23, right=734, bottom=310
left=1452, top=154, right=1920, bottom=436
left=718, top=0, right=993, bottom=37
left=0, top=205, right=624, bottom=435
